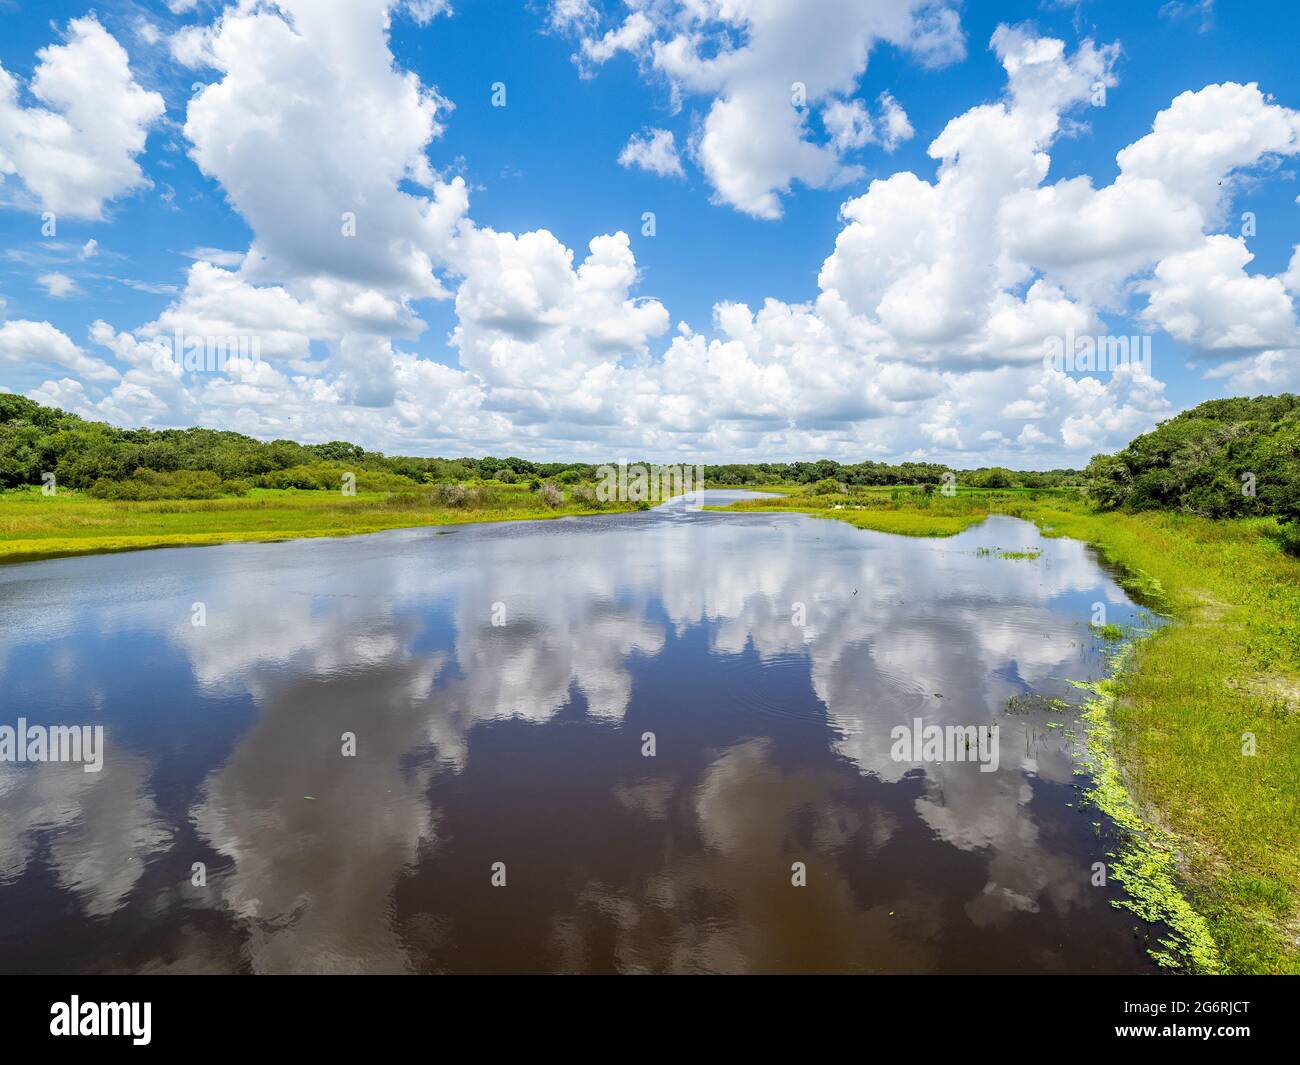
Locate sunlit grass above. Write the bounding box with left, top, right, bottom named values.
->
left=709, top=487, right=998, bottom=536
left=0, top=484, right=634, bottom=564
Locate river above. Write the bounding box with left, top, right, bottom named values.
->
left=0, top=491, right=1158, bottom=973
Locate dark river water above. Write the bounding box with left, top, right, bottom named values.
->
left=0, top=491, right=1159, bottom=973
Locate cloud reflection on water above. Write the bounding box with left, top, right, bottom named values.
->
left=0, top=503, right=1151, bottom=972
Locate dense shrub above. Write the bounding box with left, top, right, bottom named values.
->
left=1084, top=395, right=1300, bottom=525
left=433, top=483, right=477, bottom=507
left=430, top=482, right=500, bottom=508
left=807, top=477, right=846, bottom=495
left=966, top=467, right=1016, bottom=489
left=254, top=463, right=418, bottom=492
left=87, top=468, right=247, bottom=500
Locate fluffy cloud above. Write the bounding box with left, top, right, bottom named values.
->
left=450, top=227, right=670, bottom=423
left=1141, top=236, right=1299, bottom=353
left=183, top=0, right=466, bottom=294
left=0, top=17, right=164, bottom=218
left=822, top=93, right=913, bottom=153
left=819, top=29, right=1118, bottom=360
left=1003, top=81, right=1300, bottom=304
left=37, top=272, right=77, bottom=298
left=876, top=92, right=915, bottom=150
left=618, top=128, right=685, bottom=178
left=559, top=0, right=960, bottom=219
left=822, top=98, right=876, bottom=153
left=1118, top=82, right=1300, bottom=214
left=21, top=7, right=1298, bottom=470
left=29, top=2, right=674, bottom=453
left=145, top=262, right=331, bottom=363
left=402, top=0, right=452, bottom=24
left=579, top=11, right=654, bottom=70
left=0, top=320, right=119, bottom=382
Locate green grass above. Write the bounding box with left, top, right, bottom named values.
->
left=708, top=487, right=995, bottom=536
left=0, top=485, right=636, bottom=565
left=715, top=487, right=1300, bottom=974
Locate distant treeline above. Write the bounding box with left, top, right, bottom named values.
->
left=702, top=461, right=1082, bottom=489
left=0, top=394, right=596, bottom=497
left=0, top=394, right=1081, bottom=498
left=4, top=392, right=1296, bottom=524
left=1085, top=394, right=1299, bottom=523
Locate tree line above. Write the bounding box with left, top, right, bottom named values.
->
left=3, top=391, right=1296, bottom=529
left=0, top=393, right=1083, bottom=497
left=0, top=394, right=594, bottom=497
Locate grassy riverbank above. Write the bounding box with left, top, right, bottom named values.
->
left=0, top=484, right=636, bottom=565
left=715, top=487, right=1300, bottom=974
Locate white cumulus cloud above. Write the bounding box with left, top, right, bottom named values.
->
left=618, top=128, right=685, bottom=178
left=0, top=17, right=164, bottom=219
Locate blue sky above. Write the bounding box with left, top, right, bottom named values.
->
left=1, top=0, right=1298, bottom=465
